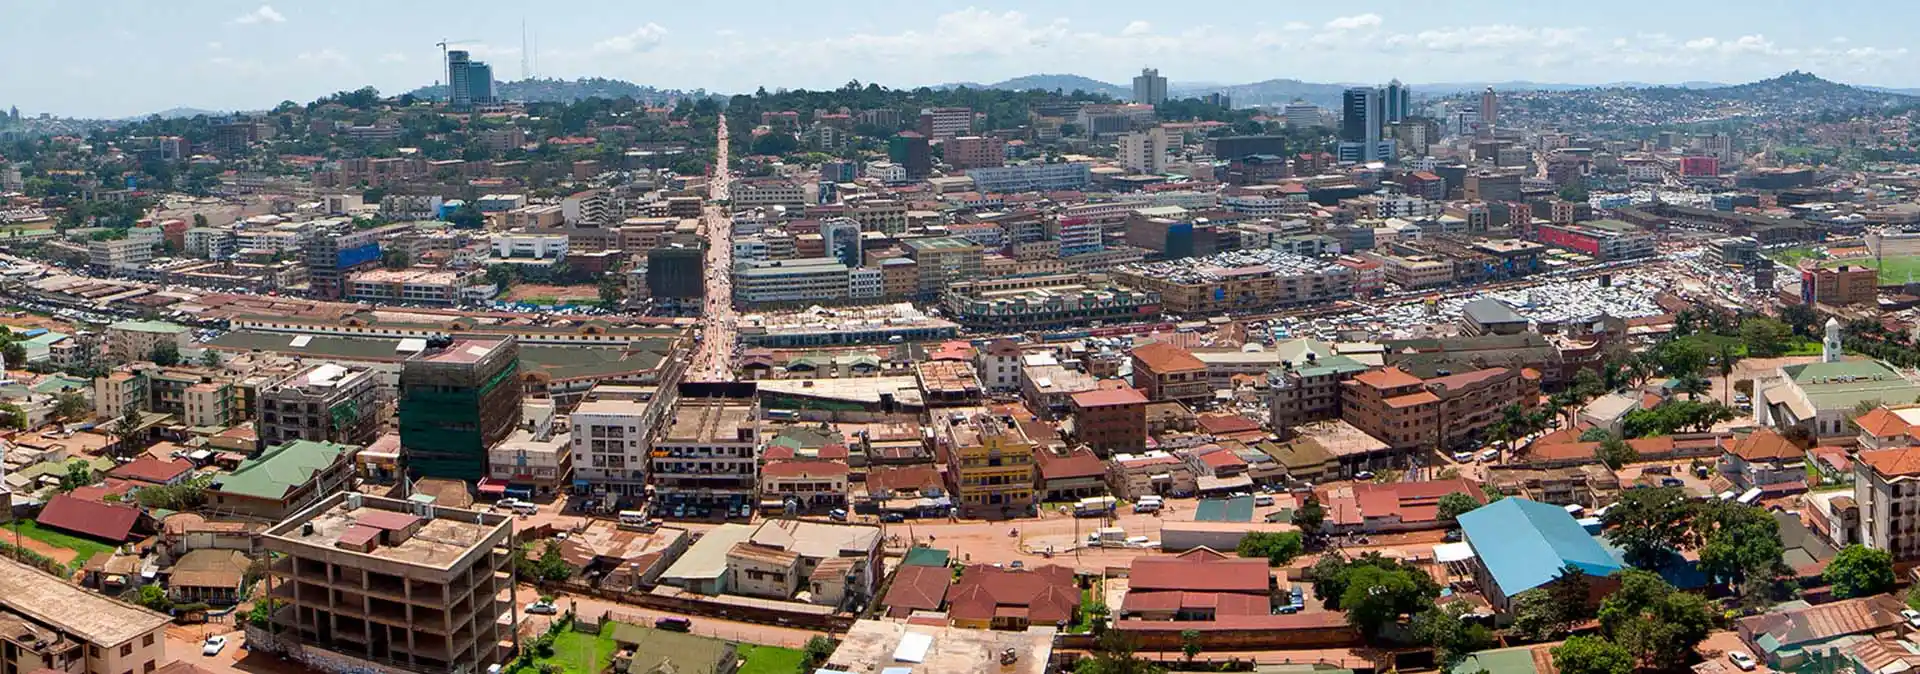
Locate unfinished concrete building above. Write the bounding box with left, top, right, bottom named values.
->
left=257, top=362, right=384, bottom=451
left=399, top=337, right=525, bottom=481
left=262, top=492, right=517, bottom=673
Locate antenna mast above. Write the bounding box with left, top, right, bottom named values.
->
left=520, top=20, right=530, bottom=81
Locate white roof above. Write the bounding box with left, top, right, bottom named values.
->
left=893, top=632, right=934, bottom=663
left=1433, top=542, right=1476, bottom=563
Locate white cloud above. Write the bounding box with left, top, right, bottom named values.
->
left=1282, top=21, right=1311, bottom=31
left=230, top=5, right=285, bottom=25
left=1121, top=20, right=1152, bottom=37
left=379, top=52, right=408, bottom=63
left=595, top=23, right=668, bottom=54
left=206, top=41, right=222, bottom=51
left=1324, top=14, right=1382, bottom=31
left=296, top=49, right=349, bottom=68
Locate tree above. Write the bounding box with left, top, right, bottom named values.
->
left=1571, top=368, right=1607, bottom=402
left=1825, top=545, right=1896, bottom=599
left=1603, top=487, right=1696, bottom=568
left=486, top=264, right=518, bottom=291
left=531, top=541, right=575, bottom=582
left=383, top=249, right=411, bottom=269
left=111, top=412, right=144, bottom=456
left=1292, top=492, right=1326, bottom=535
left=1551, top=636, right=1634, bottom=674
left=1578, top=427, right=1613, bottom=442
left=1074, top=630, right=1166, bottom=674
left=134, top=584, right=172, bottom=612
left=1235, top=531, right=1305, bottom=566
left=1694, top=500, right=1786, bottom=600
left=52, top=390, right=90, bottom=423
left=1415, top=601, right=1495, bottom=668
left=1654, top=340, right=1708, bottom=379
left=1339, top=563, right=1437, bottom=636
left=1557, top=184, right=1591, bottom=204
left=1180, top=629, right=1202, bottom=663
left=0, top=341, right=23, bottom=370
left=448, top=203, right=484, bottom=229
left=597, top=276, right=625, bottom=308
left=1740, top=317, right=1793, bottom=358
left=804, top=636, right=836, bottom=666
left=1436, top=492, right=1481, bottom=523
left=1594, top=436, right=1637, bottom=469
left=191, top=213, right=209, bottom=228
left=149, top=342, right=180, bottom=366
left=1598, top=570, right=1715, bottom=671
left=199, top=350, right=221, bottom=367
left=55, top=460, right=95, bottom=492
left=135, top=476, right=211, bottom=510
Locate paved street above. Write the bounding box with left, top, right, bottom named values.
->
left=522, top=584, right=826, bottom=648
left=688, top=114, right=737, bottom=382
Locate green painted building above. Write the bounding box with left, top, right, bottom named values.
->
left=398, top=337, right=524, bottom=481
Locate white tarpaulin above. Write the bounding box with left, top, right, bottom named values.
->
left=1433, top=542, right=1476, bottom=564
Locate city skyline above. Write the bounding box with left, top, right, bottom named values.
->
left=4, top=0, right=1918, bottom=117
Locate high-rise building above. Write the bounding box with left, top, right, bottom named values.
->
left=398, top=337, right=524, bottom=481
left=1338, top=87, right=1393, bottom=162
left=820, top=217, right=863, bottom=268
left=261, top=492, right=517, bottom=673
left=446, top=50, right=496, bottom=109
left=915, top=107, right=972, bottom=140
left=256, top=363, right=383, bottom=451
left=307, top=222, right=408, bottom=300
left=1384, top=79, right=1410, bottom=123
left=649, top=396, right=761, bottom=516
left=1283, top=101, right=1321, bottom=129
left=571, top=399, right=661, bottom=497
left=1479, top=87, right=1498, bottom=131
left=888, top=132, right=931, bottom=180
left=646, top=244, right=706, bottom=303
left=1118, top=126, right=1169, bottom=174
left=1132, top=67, right=1168, bottom=105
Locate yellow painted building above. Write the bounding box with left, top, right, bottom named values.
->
left=937, top=406, right=1036, bottom=517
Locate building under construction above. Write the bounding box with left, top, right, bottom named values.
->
left=399, top=336, right=524, bottom=481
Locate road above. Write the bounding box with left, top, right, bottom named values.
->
left=524, top=584, right=826, bottom=648
left=688, top=114, right=737, bottom=382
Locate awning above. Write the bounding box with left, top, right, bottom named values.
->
left=1433, top=542, right=1476, bottom=564
left=572, top=479, right=591, bottom=487
left=477, top=479, right=507, bottom=494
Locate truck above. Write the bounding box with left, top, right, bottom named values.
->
left=1074, top=496, right=1118, bottom=517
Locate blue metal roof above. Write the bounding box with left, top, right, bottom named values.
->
left=1458, top=498, right=1623, bottom=596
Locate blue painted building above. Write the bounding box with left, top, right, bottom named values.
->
left=1457, top=497, right=1623, bottom=610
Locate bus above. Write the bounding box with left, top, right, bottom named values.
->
left=617, top=510, right=653, bottom=531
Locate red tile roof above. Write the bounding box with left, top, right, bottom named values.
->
left=1123, top=591, right=1270, bottom=616
left=1036, top=449, right=1107, bottom=480
left=1071, top=387, right=1148, bottom=408
left=1860, top=446, right=1920, bottom=478
left=1732, top=428, right=1802, bottom=462
left=948, top=564, right=1078, bottom=625
left=107, top=458, right=194, bottom=485
left=1196, top=413, right=1262, bottom=435
left=882, top=564, right=952, bottom=618
left=1353, top=367, right=1424, bottom=390
left=866, top=465, right=945, bottom=495
left=36, top=494, right=140, bottom=542
left=1131, top=342, right=1206, bottom=374
left=760, top=461, right=850, bottom=479
left=1128, top=548, right=1270, bottom=594
left=1853, top=408, right=1912, bottom=438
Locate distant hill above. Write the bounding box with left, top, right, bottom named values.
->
left=405, top=77, right=713, bottom=104
left=132, top=107, right=233, bottom=120
left=1173, top=78, right=1358, bottom=108
left=989, top=74, right=1130, bottom=98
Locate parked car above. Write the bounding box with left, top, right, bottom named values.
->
left=829, top=508, right=849, bottom=522
left=525, top=601, right=558, bottom=615
left=1727, top=651, right=1757, bottom=671
left=655, top=616, right=693, bottom=632
left=880, top=512, right=906, bottom=523
left=202, top=635, right=227, bottom=656
left=1354, top=471, right=1376, bottom=481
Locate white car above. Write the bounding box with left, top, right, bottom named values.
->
left=1905, top=609, right=1920, bottom=628
left=202, top=635, right=228, bottom=656
left=1727, top=651, right=1757, bottom=671
left=525, top=601, right=558, bottom=615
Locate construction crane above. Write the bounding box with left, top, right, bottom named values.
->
left=435, top=38, right=478, bottom=88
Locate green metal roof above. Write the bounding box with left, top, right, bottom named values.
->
left=208, top=440, right=354, bottom=500
left=903, top=546, right=951, bottom=567
left=1451, top=647, right=1542, bottom=674
left=1782, top=359, right=1920, bottom=410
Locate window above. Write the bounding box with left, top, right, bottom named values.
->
left=121, top=644, right=132, bottom=657
left=142, top=634, right=154, bottom=647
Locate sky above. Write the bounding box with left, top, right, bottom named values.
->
left=2, top=0, right=1916, bottom=118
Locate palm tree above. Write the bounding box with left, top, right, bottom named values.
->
left=1678, top=374, right=1711, bottom=400
left=1719, top=345, right=1736, bottom=406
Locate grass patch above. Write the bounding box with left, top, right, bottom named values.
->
left=1068, top=580, right=1105, bottom=634
left=508, top=623, right=619, bottom=674
left=1766, top=246, right=1826, bottom=267
left=3, top=520, right=114, bottom=567
left=1780, top=339, right=1824, bottom=357
left=736, top=644, right=807, bottom=674
left=1821, top=254, right=1920, bottom=285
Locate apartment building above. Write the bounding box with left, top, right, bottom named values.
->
left=1535, top=220, right=1656, bottom=260
left=346, top=269, right=474, bottom=305
left=1853, top=447, right=1920, bottom=560
left=1069, top=387, right=1148, bottom=455
left=731, top=180, right=807, bottom=211
left=1110, top=250, right=1355, bottom=314
left=902, top=236, right=985, bottom=299
left=306, top=223, right=408, bottom=300
left=734, top=257, right=850, bottom=305
left=257, top=363, right=382, bottom=450
left=940, top=273, right=1161, bottom=332
left=944, top=136, right=1006, bottom=170
left=1269, top=354, right=1373, bottom=428
left=650, top=397, right=761, bottom=518
left=1131, top=342, right=1211, bottom=405
left=570, top=399, right=656, bottom=498
left=1341, top=366, right=1536, bottom=453
left=105, top=319, right=190, bottom=363
left=935, top=406, right=1037, bottom=518
left=965, top=163, right=1093, bottom=193
left=88, top=237, right=153, bottom=271
left=261, top=493, right=516, bottom=673
left=0, top=556, right=170, bottom=674
left=185, top=227, right=237, bottom=259
left=916, top=107, right=973, bottom=140
left=487, top=409, right=573, bottom=498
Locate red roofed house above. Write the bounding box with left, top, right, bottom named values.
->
left=880, top=564, right=953, bottom=618
left=108, top=458, right=196, bottom=487
left=758, top=461, right=850, bottom=513
left=1318, top=478, right=1483, bottom=534
left=36, top=493, right=144, bottom=543
left=1069, top=386, right=1148, bottom=455
left=1122, top=548, right=1274, bottom=620
left=1132, top=342, right=1210, bottom=404
left=948, top=564, right=1079, bottom=630
left=1854, top=406, right=1920, bottom=449
left=1196, top=412, right=1266, bottom=443
left=1721, top=427, right=1807, bottom=493
left=1035, top=447, right=1109, bottom=502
